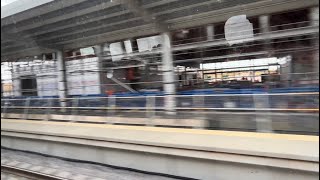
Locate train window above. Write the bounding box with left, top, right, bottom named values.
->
left=21, top=76, right=37, bottom=96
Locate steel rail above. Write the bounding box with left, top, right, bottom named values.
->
left=1, top=164, right=67, bottom=180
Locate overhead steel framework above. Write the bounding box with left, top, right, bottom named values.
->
left=1, top=0, right=319, bottom=61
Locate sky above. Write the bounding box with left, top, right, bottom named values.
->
left=1, top=0, right=19, bottom=6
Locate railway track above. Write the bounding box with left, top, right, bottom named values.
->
left=1, top=164, right=66, bottom=180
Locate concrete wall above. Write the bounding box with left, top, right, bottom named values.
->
left=1, top=120, right=318, bottom=180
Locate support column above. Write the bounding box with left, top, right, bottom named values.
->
left=1, top=77, right=3, bottom=97
left=57, top=50, right=68, bottom=109
left=259, top=15, right=271, bottom=52
left=95, top=44, right=105, bottom=94
left=310, top=6, right=319, bottom=74
left=259, top=15, right=270, bottom=34
left=162, top=32, right=176, bottom=115
left=207, top=24, right=215, bottom=41
left=124, top=39, right=133, bottom=54
left=257, top=15, right=273, bottom=133
left=52, top=52, right=56, bottom=60
left=42, top=54, right=46, bottom=61
left=1, top=63, right=4, bottom=97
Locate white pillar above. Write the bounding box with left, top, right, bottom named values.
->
left=1, top=78, right=3, bottom=97
left=52, top=52, right=56, bottom=62
left=1, top=63, right=4, bottom=97
left=259, top=15, right=270, bottom=34
left=259, top=15, right=271, bottom=51
left=310, top=6, right=319, bottom=74
left=124, top=39, right=133, bottom=54
left=42, top=54, right=46, bottom=61
left=57, top=50, right=68, bottom=109
left=310, top=6, right=319, bottom=27
left=257, top=15, right=273, bottom=133
left=207, top=24, right=214, bottom=41
left=95, top=44, right=106, bottom=94
left=162, top=32, right=176, bottom=115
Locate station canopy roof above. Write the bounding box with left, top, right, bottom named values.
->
left=1, top=0, right=319, bottom=61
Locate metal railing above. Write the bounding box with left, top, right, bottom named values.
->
left=1, top=72, right=319, bottom=97
left=1, top=92, right=319, bottom=110
left=1, top=92, right=319, bottom=135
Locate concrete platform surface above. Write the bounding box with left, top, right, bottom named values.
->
left=1, top=119, right=318, bottom=162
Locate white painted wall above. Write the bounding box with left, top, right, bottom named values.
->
left=11, top=57, right=101, bottom=97
left=66, top=57, right=101, bottom=96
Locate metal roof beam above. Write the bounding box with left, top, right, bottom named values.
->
left=1, top=18, right=145, bottom=53
left=1, top=0, right=178, bottom=36
left=1, top=0, right=122, bottom=34
left=2, top=25, right=318, bottom=60
left=4, top=25, right=70, bottom=50
left=167, top=0, right=320, bottom=30
left=1, top=0, right=319, bottom=60
left=1, top=0, right=89, bottom=26
left=23, top=8, right=130, bottom=38
left=174, top=26, right=319, bottom=51
left=121, top=0, right=169, bottom=32
left=1, top=32, right=57, bottom=51
left=1, top=0, right=178, bottom=49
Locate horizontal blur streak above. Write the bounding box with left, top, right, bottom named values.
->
left=1, top=92, right=319, bottom=135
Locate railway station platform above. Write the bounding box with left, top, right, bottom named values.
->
left=1, top=119, right=318, bottom=180
left=1, top=1, right=319, bottom=179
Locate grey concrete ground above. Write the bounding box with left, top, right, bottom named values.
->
left=1, top=148, right=180, bottom=180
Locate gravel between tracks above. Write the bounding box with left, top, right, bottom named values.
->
left=1, top=148, right=180, bottom=180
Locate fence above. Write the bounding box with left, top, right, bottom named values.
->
left=1, top=92, right=319, bottom=135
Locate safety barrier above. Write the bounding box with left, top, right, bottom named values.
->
left=1, top=92, right=319, bottom=134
